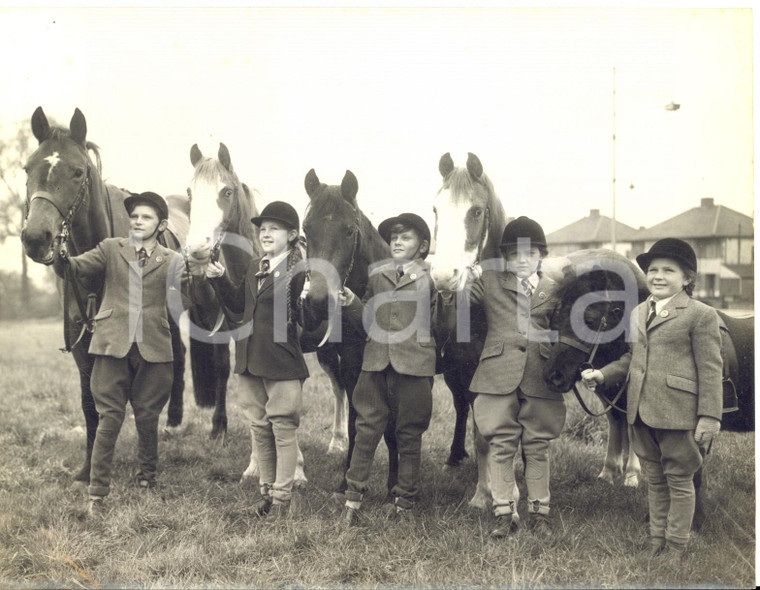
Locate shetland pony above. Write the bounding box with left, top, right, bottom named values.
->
left=20, top=107, right=201, bottom=482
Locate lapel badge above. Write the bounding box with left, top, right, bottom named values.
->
left=410, top=273, right=417, bottom=280
left=156, top=256, right=162, bottom=263
left=660, top=310, right=669, bottom=318
left=274, top=271, right=281, bottom=278
left=538, top=291, right=546, bottom=299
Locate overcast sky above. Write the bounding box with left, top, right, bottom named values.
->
left=0, top=5, right=753, bottom=284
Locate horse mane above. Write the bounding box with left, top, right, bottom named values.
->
left=440, top=166, right=506, bottom=260
left=43, top=126, right=102, bottom=173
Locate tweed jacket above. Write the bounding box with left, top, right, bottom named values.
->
left=212, top=254, right=309, bottom=381
left=599, top=290, right=723, bottom=429
left=343, top=259, right=437, bottom=377
left=66, top=237, right=196, bottom=363
left=467, top=270, right=562, bottom=400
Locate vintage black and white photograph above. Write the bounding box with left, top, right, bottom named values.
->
left=0, top=4, right=754, bottom=588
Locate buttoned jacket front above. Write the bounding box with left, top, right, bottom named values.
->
left=467, top=270, right=562, bottom=399
left=343, top=260, right=437, bottom=377
left=67, top=237, right=188, bottom=362
left=213, top=255, right=309, bottom=381
left=599, top=290, right=723, bottom=429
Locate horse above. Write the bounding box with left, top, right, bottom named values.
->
left=300, top=168, right=397, bottom=494
left=541, top=249, right=754, bottom=528
left=428, top=152, right=510, bottom=508
left=19, top=106, right=207, bottom=483
left=542, top=249, right=755, bottom=475
left=184, top=144, right=349, bottom=485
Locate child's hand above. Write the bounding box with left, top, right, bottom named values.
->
left=580, top=368, right=605, bottom=391
left=452, top=264, right=482, bottom=292
left=186, top=257, right=208, bottom=277
left=694, top=416, right=720, bottom=448
left=339, top=287, right=355, bottom=307
left=205, top=261, right=226, bottom=279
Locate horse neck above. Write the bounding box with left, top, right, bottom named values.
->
left=346, top=213, right=390, bottom=297
left=221, top=231, right=260, bottom=284
left=69, top=170, right=111, bottom=254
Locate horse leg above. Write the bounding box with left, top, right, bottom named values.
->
left=622, top=423, right=641, bottom=487
left=598, top=409, right=625, bottom=485
left=293, top=434, right=308, bottom=487
left=240, top=424, right=259, bottom=482
left=469, top=416, right=492, bottom=509
left=164, top=317, right=185, bottom=431
left=210, top=342, right=230, bottom=445
left=72, top=341, right=96, bottom=483
left=445, top=375, right=470, bottom=467
left=317, top=350, right=348, bottom=455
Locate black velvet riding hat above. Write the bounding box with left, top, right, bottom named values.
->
left=499, top=216, right=547, bottom=252
left=636, top=238, right=697, bottom=273
left=378, top=213, right=432, bottom=258
left=124, top=191, right=169, bottom=221
left=251, top=201, right=300, bottom=231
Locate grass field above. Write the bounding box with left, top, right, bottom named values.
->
left=0, top=318, right=755, bottom=588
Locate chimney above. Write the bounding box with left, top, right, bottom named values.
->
left=589, top=209, right=600, bottom=217
left=701, top=198, right=714, bottom=208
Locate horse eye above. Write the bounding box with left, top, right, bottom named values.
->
left=471, top=208, right=483, bottom=219
left=73, top=169, right=83, bottom=178
left=222, top=188, right=233, bottom=199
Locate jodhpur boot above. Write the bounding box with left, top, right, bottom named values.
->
left=341, top=505, right=360, bottom=527
left=490, top=513, right=517, bottom=539
left=646, top=537, right=666, bottom=559
left=266, top=500, right=290, bottom=521
left=252, top=493, right=273, bottom=518
left=529, top=512, right=552, bottom=539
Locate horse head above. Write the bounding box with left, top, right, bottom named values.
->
left=21, top=107, right=103, bottom=264
left=186, top=143, right=259, bottom=279
left=301, top=168, right=388, bottom=327
left=430, top=152, right=506, bottom=292
left=543, top=249, right=647, bottom=393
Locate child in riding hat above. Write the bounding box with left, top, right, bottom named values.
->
left=582, top=238, right=722, bottom=561
left=338, top=212, right=437, bottom=524
left=464, top=216, right=564, bottom=539
left=203, top=201, right=308, bottom=519
left=56, top=191, right=210, bottom=515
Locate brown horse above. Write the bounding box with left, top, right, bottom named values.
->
left=19, top=107, right=210, bottom=482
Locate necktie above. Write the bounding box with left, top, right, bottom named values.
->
left=521, top=278, right=533, bottom=298
left=396, top=266, right=405, bottom=282
left=137, top=248, right=148, bottom=268
left=646, top=299, right=657, bottom=327
left=256, top=259, right=270, bottom=290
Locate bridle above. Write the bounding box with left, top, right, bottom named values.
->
left=25, top=159, right=94, bottom=352
left=557, top=302, right=628, bottom=417
left=474, top=205, right=490, bottom=265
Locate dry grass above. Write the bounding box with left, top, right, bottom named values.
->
left=0, top=318, right=754, bottom=588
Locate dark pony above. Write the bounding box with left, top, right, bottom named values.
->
left=429, top=152, right=508, bottom=507
left=300, top=168, right=396, bottom=494
left=542, top=248, right=755, bottom=527
left=20, top=107, right=197, bottom=482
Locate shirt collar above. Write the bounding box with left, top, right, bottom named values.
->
left=262, top=249, right=290, bottom=272
left=649, top=292, right=678, bottom=314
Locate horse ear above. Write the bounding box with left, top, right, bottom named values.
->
left=190, top=144, right=203, bottom=167
left=218, top=143, right=232, bottom=171
left=341, top=170, right=358, bottom=205
left=439, top=152, right=454, bottom=178
left=466, top=152, right=483, bottom=179
left=70, top=108, right=87, bottom=145
left=304, top=169, right=320, bottom=198
left=31, top=107, right=50, bottom=143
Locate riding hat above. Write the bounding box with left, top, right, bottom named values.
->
left=499, top=216, right=547, bottom=252
left=124, top=191, right=169, bottom=221
left=378, top=213, right=431, bottom=258
left=251, top=201, right=300, bottom=231
left=636, top=238, right=697, bottom=273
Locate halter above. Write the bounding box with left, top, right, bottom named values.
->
left=25, top=160, right=92, bottom=234
left=474, top=205, right=490, bottom=265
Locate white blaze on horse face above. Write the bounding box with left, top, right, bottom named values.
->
left=44, top=152, right=60, bottom=183
left=187, top=174, right=226, bottom=253
left=430, top=188, right=481, bottom=290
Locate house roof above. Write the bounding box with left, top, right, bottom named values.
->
left=634, top=198, right=754, bottom=241
left=546, top=209, right=640, bottom=244
left=723, top=264, right=755, bottom=279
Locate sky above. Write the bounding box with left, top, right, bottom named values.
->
left=0, top=4, right=754, bottom=285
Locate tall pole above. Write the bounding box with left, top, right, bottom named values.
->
left=611, top=67, right=617, bottom=251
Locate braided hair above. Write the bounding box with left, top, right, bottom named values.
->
left=285, top=235, right=304, bottom=340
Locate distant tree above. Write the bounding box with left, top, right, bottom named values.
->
left=0, top=120, right=34, bottom=310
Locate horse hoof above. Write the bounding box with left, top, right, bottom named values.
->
left=163, top=424, right=185, bottom=437
left=623, top=475, right=640, bottom=488
left=327, top=439, right=347, bottom=455
left=597, top=471, right=615, bottom=485
left=294, top=472, right=308, bottom=488
left=468, top=495, right=490, bottom=510
left=240, top=468, right=259, bottom=483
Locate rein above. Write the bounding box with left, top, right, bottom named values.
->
left=560, top=312, right=627, bottom=417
